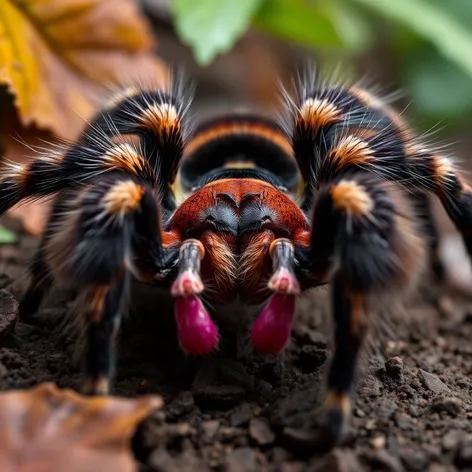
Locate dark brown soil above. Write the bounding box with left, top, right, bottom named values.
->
left=0, top=222, right=472, bottom=472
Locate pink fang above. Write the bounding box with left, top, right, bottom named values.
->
left=174, top=295, right=219, bottom=355
left=251, top=294, right=295, bottom=354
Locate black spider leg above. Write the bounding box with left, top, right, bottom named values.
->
left=6, top=80, right=190, bottom=321
left=279, top=70, right=396, bottom=213
left=283, top=71, right=472, bottom=452
left=315, top=118, right=472, bottom=290
left=41, top=174, right=179, bottom=395
left=82, top=271, right=130, bottom=395
left=283, top=78, right=451, bottom=290
left=296, top=172, right=424, bottom=450
left=0, top=73, right=191, bottom=219
left=410, top=191, right=446, bottom=286
left=130, top=179, right=180, bottom=285
left=323, top=280, right=365, bottom=445
left=88, top=73, right=194, bottom=213
left=18, top=248, right=52, bottom=319
left=19, top=180, right=179, bottom=323
left=19, top=194, right=66, bottom=320
left=15, top=135, right=158, bottom=321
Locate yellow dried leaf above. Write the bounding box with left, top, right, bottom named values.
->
left=0, top=0, right=166, bottom=140
left=0, top=383, right=163, bottom=472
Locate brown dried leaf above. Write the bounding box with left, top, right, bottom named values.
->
left=0, top=0, right=166, bottom=140
left=0, top=382, right=163, bottom=472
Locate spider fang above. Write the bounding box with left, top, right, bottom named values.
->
left=268, top=238, right=300, bottom=295
left=171, top=239, right=205, bottom=297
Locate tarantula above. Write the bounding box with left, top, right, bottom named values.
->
left=1, top=68, right=471, bottom=450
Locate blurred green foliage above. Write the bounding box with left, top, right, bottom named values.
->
left=172, top=0, right=264, bottom=65
left=0, top=226, right=18, bottom=244
left=170, top=0, right=472, bottom=130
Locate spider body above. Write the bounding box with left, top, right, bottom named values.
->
left=2, top=69, right=472, bottom=451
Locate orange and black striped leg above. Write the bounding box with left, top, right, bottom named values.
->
left=38, top=176, right=178, bottom=394
left=319, top=282, right=366, bottom=450
left=0, top=77, right=190, bottom=219
left=82, top=274, right=129, bottom=395
left=303, top=173, right=425, bottom=449
left=404, top=148, right=472, bottom=283
left=88, top=74, right=193, bottom=210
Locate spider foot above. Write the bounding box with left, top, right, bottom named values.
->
left=82, top=377, right=110, bottom=396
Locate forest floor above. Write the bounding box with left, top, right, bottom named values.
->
left=0, top=222, right=471, bottom=472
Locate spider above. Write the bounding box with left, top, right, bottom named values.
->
left=1, top=68, right=471, bottom=450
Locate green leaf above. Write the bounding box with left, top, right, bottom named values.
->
left=254, top=0, right=344, bottom=49
left=402, top=45, right=472, bottom=122
left=0, top=225, right=17, bottom=245
left=429, top=0, right=472, bottom=30
left=171, top=0, right=264, bottom=65
left=323, top=1, right=373, bottom=53
left=353, top=0, right=472, bottom=79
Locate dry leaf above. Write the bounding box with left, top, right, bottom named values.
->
left=0, top=0, right=166, bottom=140
left=0, top=382, right=163, bottom=472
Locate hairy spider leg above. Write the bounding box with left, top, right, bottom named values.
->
left=283, top=70, right=471, bottom=449
left=11, top=80, right=189, bottom=321
left=0, top=80, right=192, bottom=393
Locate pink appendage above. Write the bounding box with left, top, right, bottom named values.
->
left=174, top=295, right=219, bottom=355
left=251, top=294, right=295, bottom=354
